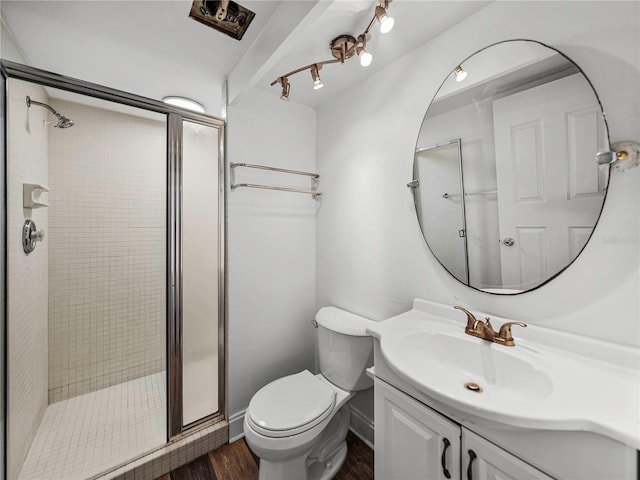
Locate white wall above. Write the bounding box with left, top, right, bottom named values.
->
left=1, top=17, right=24, bottom=64
left=47, top=99, right=166, bottom=403
left=317, top=1, right=639, bottom=428
left=227, top=88, right=317, bottom=439
left=7, top=78, right=49, bottom=480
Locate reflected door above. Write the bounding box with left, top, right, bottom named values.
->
left=493, top=74, right=607, bottom=290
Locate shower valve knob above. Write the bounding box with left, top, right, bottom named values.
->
left=23, top=219, right=44, bottom=254
left=30, top=229, right=45, bottom=242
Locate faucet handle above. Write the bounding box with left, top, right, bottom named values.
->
left=497, top=321, right=527, bottom=346
left=484, top=317, right=494, bottom=332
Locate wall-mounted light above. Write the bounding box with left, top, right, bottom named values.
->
left=162, top=96, right=205, bottom=113
left=453, top=65, right=468, bottom=82
left=270, top=0, right=394, bottom=100
left=597, top=141, right=640, bottom=171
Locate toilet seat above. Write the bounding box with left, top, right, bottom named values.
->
left=246, top=370, right=336, bottom=438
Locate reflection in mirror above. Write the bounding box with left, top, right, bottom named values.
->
left=414, top=139, right=469, bottom=285
left=413, top=40, right=609, bottom=294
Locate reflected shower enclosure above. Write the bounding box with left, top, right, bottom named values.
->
left=413, top=139, right=469, bottom=285
left=2, top=63, right=225, bottom=480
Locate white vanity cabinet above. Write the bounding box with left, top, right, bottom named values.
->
left=375, top=378, right=554, bottom=480
left=461, top=428, right=553, bottom=480
left=375, top=377, right=460, bottom=480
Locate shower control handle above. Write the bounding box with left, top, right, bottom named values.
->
left=31, top=229, right=45, bottom=242
left=23, top=219, right=44, bottom=254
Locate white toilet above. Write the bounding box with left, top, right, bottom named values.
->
left=243, top=306, right=375, bottom=480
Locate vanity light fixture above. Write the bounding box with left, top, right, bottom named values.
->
left=278, top=77, right=291, bottom=101
left=270, top=0, right=394, bottom=99
left=310, top=64, right=324, bottom=90
left=453, top=65, right=468, bottom=82
left=356, top=33, right=373, bottom=67
left=375, top=4, right=395, bottom=34
left=162, top=96, right=205, bottom=113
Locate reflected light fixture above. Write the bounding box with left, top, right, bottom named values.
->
left=453, top=65, right=468, bottom=82
left=162, top=96, right=205, bottom=113
left=270, top=0, right=394, bottom=100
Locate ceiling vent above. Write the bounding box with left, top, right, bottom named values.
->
left=189, top=0, right=255, bottom=41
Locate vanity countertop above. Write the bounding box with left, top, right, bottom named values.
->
left=366, top=298, right=640, bottom=450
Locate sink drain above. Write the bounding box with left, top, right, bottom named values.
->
left=464, top=382, right=483, bottom=393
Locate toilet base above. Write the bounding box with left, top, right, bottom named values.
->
left=255, top=406, right=351, bottom=480
left=258, top=441, right=347, bottom=480
left=307, top=442, right=347, bottom=480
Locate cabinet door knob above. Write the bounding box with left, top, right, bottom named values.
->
left=441, top=438, right=451, bottom=479
left=467, top=449, right=477, bottom=480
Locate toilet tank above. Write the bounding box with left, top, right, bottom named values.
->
left=315, top=307, right=376, bottom=391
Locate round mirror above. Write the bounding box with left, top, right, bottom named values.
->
left=412, top=40, right=609, bottom=294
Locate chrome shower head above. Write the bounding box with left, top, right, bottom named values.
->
left=54, top=113, right=74, bottom=129
left=26, top=96, right=74, bottom=128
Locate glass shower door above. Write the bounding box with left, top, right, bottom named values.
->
left=180, top=119, right=223, bottom=427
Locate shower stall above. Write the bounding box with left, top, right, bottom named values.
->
left=1, top=61, right=226, bottom=480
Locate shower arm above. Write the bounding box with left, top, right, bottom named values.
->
left=26, top=96, right=58, bottom=115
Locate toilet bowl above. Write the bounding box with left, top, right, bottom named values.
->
left=243, top=307, right=375, bottom=480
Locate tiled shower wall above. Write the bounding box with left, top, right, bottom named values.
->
left=47, top=99, right=166, bottom=403
left=7, top=79, right=50, bottom=480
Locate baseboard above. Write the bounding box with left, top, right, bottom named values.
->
left=349, top=405, right=375, bottom=450
left=228, top=409, right=246, bottom=443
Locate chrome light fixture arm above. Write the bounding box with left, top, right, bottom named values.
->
left=271, top=0, right=394, bottom=100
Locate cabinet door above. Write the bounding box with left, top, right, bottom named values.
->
left=375, top=379, right=460, bottom=480
left=462, top=428, right=554, bottom=480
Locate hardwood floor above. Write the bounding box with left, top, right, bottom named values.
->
left=156, top=431, right=373, bottom=480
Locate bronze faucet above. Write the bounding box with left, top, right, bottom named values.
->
left=453, top=306, right=527, bottom=347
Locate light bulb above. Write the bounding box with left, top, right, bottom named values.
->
left=380, top=15, right=394, bottom=34
left=454, top=65, right=468, bottom=82
left=311, top=64, right=324, bottom=90
left=375, top=5, right=394, bottom=34
left=357, top=47, right=373, bottom=67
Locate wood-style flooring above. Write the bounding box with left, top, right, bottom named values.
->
left=156, top=431, right=373, bottom=480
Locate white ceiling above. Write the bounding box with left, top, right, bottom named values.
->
left=1, top=0, right=491, bottom=113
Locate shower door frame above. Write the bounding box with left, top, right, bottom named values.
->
left=0, top=60, right=227, bottom=467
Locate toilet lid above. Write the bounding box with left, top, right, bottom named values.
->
left=247, top=370, right=336, bottom=438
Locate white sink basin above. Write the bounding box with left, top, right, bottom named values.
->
left=366, top=299, right=640, bottom=450
left=396, top=331, right=553, bottom=401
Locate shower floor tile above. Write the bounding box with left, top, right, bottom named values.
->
left=19, top=372, right=166, bottom=480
